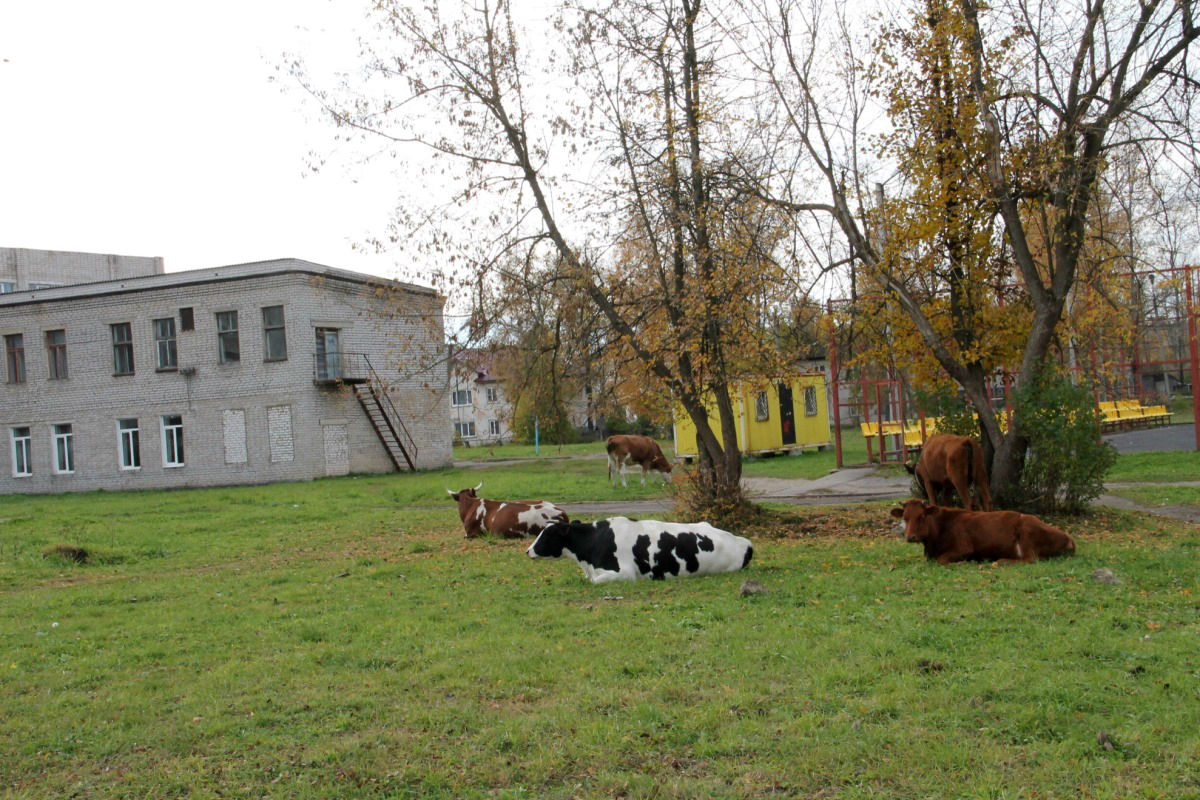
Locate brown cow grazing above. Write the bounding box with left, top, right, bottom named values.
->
left=446, top=483, right=569, bottom=539
left=606, top=434, right=673, bottom=487
left=890, top=499, right=1075, bottom=565
left=905, top=433, right=994, bottom=511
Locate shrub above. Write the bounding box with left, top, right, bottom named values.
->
left=1011, top=371, right=1116, bottom=513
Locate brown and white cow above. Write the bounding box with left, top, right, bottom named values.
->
left=905, top=433, right=994, bottom=511
left=890, top=499, right=1075, bottom=565
left=606, top=434, right=673, bottom=488
left=446, top=483, right=569, bottom=539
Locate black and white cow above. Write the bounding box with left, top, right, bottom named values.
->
left=526, top=517, right=753, bottom=584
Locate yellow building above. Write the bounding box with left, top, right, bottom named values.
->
left=673, top=374, right=831, bottom=459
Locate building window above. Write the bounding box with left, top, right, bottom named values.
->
left=45, top=329, right=68, bottom=379
left=262, top=306, right=287, bottom=361
left=28, top=282, right=59, bottom=290
left=216, top=311, right=240, bottom=364
left=486, top=386, right=499, bottom=402
left=451, top=389, right=472, bottom=407
left=5, top=333, right=26, bottom=384
left=179, top=307, right=194, bottom=331
left=10, top=427, right=32, bottom=477
left=0, top=281, right=14, bottom=293
left=154, top=317, right=178, bottom=370
left=754, top=391, right=770, bottom=421
left=161, top=415, right=185, bottom=467
left=111, top=323, right=134, bottom=375
left=454, top=421, right=476, bottom=438
left=52, top=423, right=74, bottom=474
left=118, top=418, right=141, bottom=470
left=804, top=386, right=819, bottom=417
left=489, top=419, right=501, bottom=436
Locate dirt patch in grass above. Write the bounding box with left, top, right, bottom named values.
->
left=733, top=503, right=893, bottom=541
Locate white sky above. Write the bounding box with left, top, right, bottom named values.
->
left=0, top=1, right=410, bottom=280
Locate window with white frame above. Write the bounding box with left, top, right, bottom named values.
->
left=454, top=421, right=476, bottom=438
left=755, top=391, right=770, bottom=421
left=118, top=418, right=140, bottom=470
left=28, top=282, right=59, bottom=290
left=0, top=281, right=14, bottom=293
left=489, top=419, right=501, bottom=436
left=46, top=329, right=67, bottom=379
left=154, top=317, right=177, bottom=370
left=5, top=334, right=26, bottom=384
left=10, top=427, right=32, bottom=477
left=216, top=311, right=240, bottom=364
left=111, top=323, right=134, bottom=375
left=486, top=386, right=499, bottom=402
left=161, top=415, right=185, bottom=467
left=262, top=306, right=287, bottom=361
left=804, top=386, right=819, bottom=417
left=451, top=389, right=472, bottom=407
left=52, top=424, right=74, bottom=474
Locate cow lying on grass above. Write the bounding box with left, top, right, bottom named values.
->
left=447, top=483, right=568, bottom=539
left=906, top=433, right=994, bottom=511
left=606, top=434, right=673, bottom=487
left=527, top=517, right=753, bottom=583
left=890, top=499, right=1075, bottom=565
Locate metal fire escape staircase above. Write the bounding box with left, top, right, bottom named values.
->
left=314, top=352, right=417, bottom=472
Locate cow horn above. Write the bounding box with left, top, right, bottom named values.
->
left=446, top=488, right=456, bottom=496
left=473, top=482, right=483, bottom=492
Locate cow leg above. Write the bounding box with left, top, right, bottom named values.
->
left=950, top=474, right=974, bottom=511
left=935, top=550, right=971, bottom=565
left=975, top=478, right=994, bottom=512
left=640, top=466, right=648, bottom=486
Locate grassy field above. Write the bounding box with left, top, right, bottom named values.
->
left=2, top=461, right=1198, bottom=799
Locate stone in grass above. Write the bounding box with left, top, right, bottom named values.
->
left=739, top=580, right=768, bottom=597
left=1093, top=568, right=1122, bottom=584
left=43, top=544, right=90, bottom=564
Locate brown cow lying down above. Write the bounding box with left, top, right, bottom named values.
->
left=606, top=434, right=673, bottom=487
left=447, top=483, right=569, bottom=539
left=890, top=499, right=1075, bottom=565
left=906, top=433, right=994, bottom=511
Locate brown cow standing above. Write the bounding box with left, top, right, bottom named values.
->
left=890, top=499, right=1075, bottom=565
left=446, top=483, right=569, bottom=539
left=906, top=433, right=994, bottom=511
left=606, top=434, right=673, bottom=487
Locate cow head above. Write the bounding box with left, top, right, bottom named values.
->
left=650, top=454, right=674, bottom=475
left=446, top=482, right=484, bottom=502
left=890, top=499, right=938, bottom=543
left=526, top=521, right=577, bottom=559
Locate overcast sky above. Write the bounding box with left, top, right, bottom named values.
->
left=0, top=1, right=412, bottom=280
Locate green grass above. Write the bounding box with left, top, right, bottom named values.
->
left=1108, top=485, right=1200, bottom=509
left=2, top=466, right=1198, bottom=798
left=1107, top=450, right=1200, bottom=483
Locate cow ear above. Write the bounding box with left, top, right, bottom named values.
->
left=925, top=504, right=939, bottom=515
left=889, top=507, right=903, bottom=519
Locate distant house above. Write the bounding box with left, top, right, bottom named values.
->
left=1, top=258, right=452, bottom=494
left=450, top=349, right=513, bottom=444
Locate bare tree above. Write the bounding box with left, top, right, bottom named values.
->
left=294, top=0, right=799, bottom=511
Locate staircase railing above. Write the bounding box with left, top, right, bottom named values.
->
left=360, top=354, right=418, bottom=470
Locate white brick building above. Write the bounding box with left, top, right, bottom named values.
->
left=1, top=247, right=164, bottom=292
left=0, top=259, right=452, bottom=493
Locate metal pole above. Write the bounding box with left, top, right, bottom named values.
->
left=828, top=300, right=844, bottom=469
left=1185, top=268, right=1200, bottom=452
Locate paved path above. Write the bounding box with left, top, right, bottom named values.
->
left=1104, top=423, right=1195, bottom=453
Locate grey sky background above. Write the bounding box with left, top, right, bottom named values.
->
left=0, top=1, right=410, bottom=280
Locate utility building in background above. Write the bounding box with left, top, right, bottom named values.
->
left=1, top=258, right=452, bottom=493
